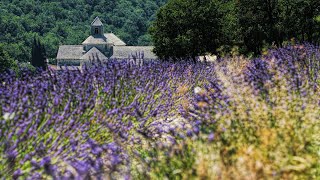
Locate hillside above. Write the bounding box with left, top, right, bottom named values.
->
left=0, top=0, right=167, bottom=62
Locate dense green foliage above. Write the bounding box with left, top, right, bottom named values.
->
left=150, top=0, right=227, bottom=61
left=0, top=0, right=167, bottom=62
left=237, top=0, right=320, bottom=54
left=151, top=0, right=320, bottom=59
left=0, top=45, right=16, bottom=73
left=0, top=0, right=319, bottom=63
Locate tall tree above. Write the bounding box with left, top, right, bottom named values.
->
left=150, top=0, right=225, bottom=61
left=31, top=37, right=47, bottom=70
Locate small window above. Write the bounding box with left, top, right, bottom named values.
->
left=95, top=28, right=99, bottom=34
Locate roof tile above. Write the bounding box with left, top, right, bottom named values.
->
left=56, top=45, right=84, bottom=60
left=111, top=46, right=157, bottom=60
left=91, top=17, right=103, bottom=26
left=105, top=33, right=126, bottom=46
left=81, top=47, right=107, bottom=61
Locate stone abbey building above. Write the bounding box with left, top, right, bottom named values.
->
left=56, top=17, right=157, bottom=66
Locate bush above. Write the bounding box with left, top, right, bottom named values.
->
left=0, top=45, right=17, bottom=73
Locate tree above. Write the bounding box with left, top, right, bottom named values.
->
left=150, top=0, right=225, bottom=61
left=31, top=37, right=47, bottom=70
left=0, top=44, right=17, bottom=73
left=237, top=0, right=320, bottom=54
left=290, top=0, right=320, bottom=43
left=237, top=0, right=278, bottom=54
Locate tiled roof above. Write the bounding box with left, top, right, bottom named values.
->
left=105, top=33, right=126, bottom=46
left=82, top=33, right=126, bottom=46
left=56, top=45, right=84, bottom=60
left=91, top=17, right=103, bottom=26
left=111, top=46, right=157, bottom=60
left=81, top=47, right=107, bottom=61
left=82, top=35, right=107, bottom=45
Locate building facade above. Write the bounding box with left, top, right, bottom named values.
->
left=56, top=17, right=157, bottom=66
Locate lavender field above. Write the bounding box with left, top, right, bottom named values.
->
left=1, top=44, right=320, bottom=179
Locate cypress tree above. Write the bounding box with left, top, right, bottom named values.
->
left=31, top=37, right=47, bottom=70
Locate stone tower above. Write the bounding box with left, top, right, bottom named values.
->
left=91, top=17, right=104, bottom=36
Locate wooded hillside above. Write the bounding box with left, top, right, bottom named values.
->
left=0, top=0, right=167, bottom=62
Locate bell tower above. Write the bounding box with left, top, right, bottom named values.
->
left=91, top=17, right=104, bottom=36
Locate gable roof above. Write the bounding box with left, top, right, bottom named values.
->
left=110, top=46, right=157, bottom=60
left=82, top=33, right=126, bottom=46
left=91, top=17, right=103, bottom=26
left=81, top=47, right=107, bottom=61
left=56, top=45, right=84, bottom=60
left=105, top=33, right=126, bottom=46
left=82, top=35, right=107, bottom=45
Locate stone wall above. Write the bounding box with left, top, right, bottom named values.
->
left=57, top=59, right=81, bottom=66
